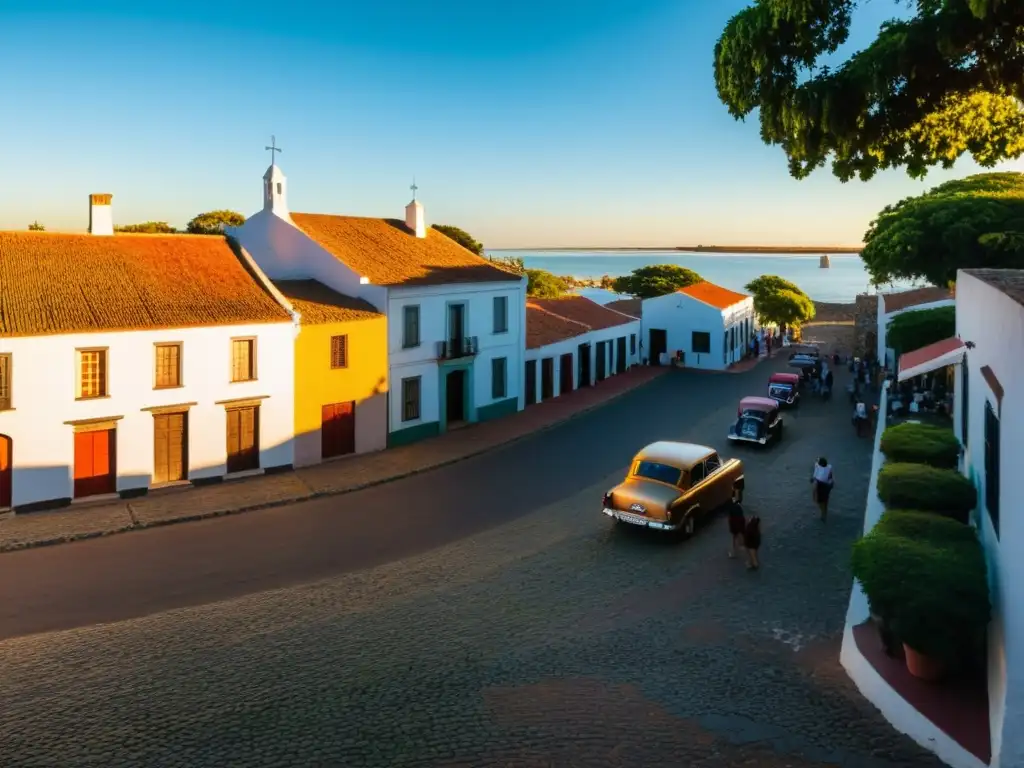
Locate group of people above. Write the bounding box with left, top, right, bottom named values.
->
left=750, top=327, right=779, bottom=360
left=725, top=454, right=836, bottom=571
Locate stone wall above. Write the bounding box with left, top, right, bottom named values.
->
left=853, top=293, right=878, bottom=358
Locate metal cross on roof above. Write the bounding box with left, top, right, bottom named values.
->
left=410, top=178, right=418, bottom=200
left=265, top=135, right=282, bottom=164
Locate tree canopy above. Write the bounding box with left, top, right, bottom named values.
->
left=186, top=210, right=245, bottom=235
left=886, top=305, right=956, bottom=356
left=714, top=1, right=1024, bottom=182
left=115, top=221, right=177, bottom=234
left=745, top=274, right=816, bottom=327
left=526, top=269, right=569, bottom=298
left=862, top=172, right=1024, bottom=286
left=27, top=221, right=44, bottom=231
left=432, top=224, right=484, bottom=256
left=611, top=264, right=703, bottom=299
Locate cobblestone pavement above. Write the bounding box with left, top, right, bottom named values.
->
left=0, top=360, right=943, bottom=767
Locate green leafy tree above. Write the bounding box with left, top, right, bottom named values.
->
left=488, top=255, right=525, bottom=274
left=611, top=264, right=703, bottom=299
left=886, top=305, right=956, bottom=356
left=432, top=224, right=484, bottom=256
left=186, top=210, right=245, bottom=235
left=115, top=221, right=177, bottom=234
left=862, top=172, right=1024, bottom=286
left=27, top=221, right=45, bottom=231
left=744, top=274, right=816, bottom=327
left=714, top=1, right=1024, bottom=181
left=526, top=269, right=569, bottom=298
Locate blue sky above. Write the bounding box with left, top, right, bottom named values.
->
left=2, top=0, right=1021, bottom=248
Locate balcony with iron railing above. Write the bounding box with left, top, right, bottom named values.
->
left=437, top=336, right=478, bottom=360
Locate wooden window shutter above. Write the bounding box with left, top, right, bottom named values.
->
left=0, top=354, right=10, bottom=409
left=330, top=335, right=348, bottom=369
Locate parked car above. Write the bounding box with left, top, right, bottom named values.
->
left=729, top=396, right=783, bottom=445
left=768, top=372, right=801, bottom=406
left=601, top=441, right=745, bottom=537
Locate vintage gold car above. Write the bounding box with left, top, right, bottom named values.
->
left=602, top=441, right=744, bottom=536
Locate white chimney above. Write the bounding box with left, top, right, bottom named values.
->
left=405, top=198, right=425, bottom=238
left=89, top=193, right=114, bottom=236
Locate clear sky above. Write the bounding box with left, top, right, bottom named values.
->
left=2, top=0, right=1021, bottom=248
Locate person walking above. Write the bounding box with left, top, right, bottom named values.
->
left=753, top=336, right=760, bottom=359
left=727, top=499, right=746, bottom=559
left=743, top=512, right=761, bottom=570
left=811, top=457, right=835, bottom=521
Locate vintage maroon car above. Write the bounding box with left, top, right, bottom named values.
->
left=768, top=372, right=800, bottom=406
left=729, top=396, right=783, bottom=445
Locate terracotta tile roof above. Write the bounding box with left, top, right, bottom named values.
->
left=677, top=281, right=749, bottom=309
left=0, top=231, right=291, bottom=338
left=962, top=269, right=1024, bottom=308
left=882, top=286, right=953, bottom=313
left=605, top=298, right=641, bottom=317
left=274, top=279, right=382, bottom=325
left=526, top=296, right=637, bottom=350
left=289, top=213, right=520, bottom=287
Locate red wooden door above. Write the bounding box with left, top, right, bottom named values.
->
left=321, top=402, right=356, bottom=459
left=0, top=435, right=11, bottom=508
left=74, top=429, right=116, bottom=498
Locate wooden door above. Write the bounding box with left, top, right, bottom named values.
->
left=541, top=358, right=555, bottom=400
left=226, top=406, right=259, bottom=473
left=616, top=337, right=627, bottom=373
left=524, top=360, right=537, bottom=406
left=559, top=353, right=574, bottom=395
left=0, top=435, right=11, bottom=508
left=596, top=341, right=607, bottom=381
left=321, top=401, right=356, bottom=459
left=74, top=429, right=116, bottom=498
left=153, top=412, right=187, bottom=484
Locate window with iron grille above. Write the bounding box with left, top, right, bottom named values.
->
left=493, top=296, right=508, bottom=334
left=231, top=338, right=256, bottom=382
left=0, top=354, right=10, bottom=410
left=491, top=357, right=507, bottom=399
left=78, top=349, right=108, bottom=398
left=330, top=335, right=348, bottom=369
left=402, top=376, right=421, bottom=422
left=985, top=400, right=1000, bottom=537
left=154, top=343, right=182, bottom=388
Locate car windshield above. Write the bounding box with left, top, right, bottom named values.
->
left=632, top=461, right=682, bottom=485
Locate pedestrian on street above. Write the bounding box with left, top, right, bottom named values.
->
left=823, top=367, right=834, bottom=401
left=765, top=334, right=772, bottom=356
left=811, top=457, right=835, bottom=521
left=753, top=336, right=760, bottom=358
left=727, top=499, right=746, bottom=559
left=853, top=400, right=868, bottom=437
left=743, top=512, right=761, bottom=570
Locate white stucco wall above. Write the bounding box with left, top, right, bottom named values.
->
left=388, top=280, right=527, bottom=431
left=524, top=320, right=641, bottom=401
left=640, top=293, right=755, bottom=370
left=954, top=271, right=1024, bottom=768
left=878, top=297, right=956, bottom=368
left=0, top=321, right=296, bottom=508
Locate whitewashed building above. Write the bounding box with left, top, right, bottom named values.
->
left=231, top=162, right=528, bottom=447
left=894, top=269, right=1023, bottom=768
left=877, top=286, right=954, bottom=367
left=640, top=282, right=755, bottom=370
left=0, top=194, right=297, bottom=512
left=524, top=296, right=640, bottom=403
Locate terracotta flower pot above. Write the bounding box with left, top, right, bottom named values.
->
left=903, top=644, right=945, bottom=681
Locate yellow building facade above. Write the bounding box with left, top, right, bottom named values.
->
left=276, top=280, right=388, bottom=467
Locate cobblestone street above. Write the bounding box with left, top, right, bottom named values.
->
left=0, top=355, right=944, bottom=767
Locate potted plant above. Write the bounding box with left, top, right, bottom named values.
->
left=879, top=422, right=961, bottom=469
left=876, top=462, right=977, bottom=524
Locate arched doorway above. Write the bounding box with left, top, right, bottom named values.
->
left=0, top=434, right=11, bottom=508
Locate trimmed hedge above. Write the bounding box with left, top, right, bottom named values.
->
left=851, top=520, right=990, bottom=664
left=877, top=462, right=976, bottom=523
left=886, top=305, right=955, bottom=356
left=875, top=509, right=978, bottom=545
left=879, top=422, right=960, bottom=469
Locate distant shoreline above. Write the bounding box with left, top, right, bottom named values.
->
left=491, top=245, right=863, bottom=254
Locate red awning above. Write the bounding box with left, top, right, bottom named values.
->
left=898, top=337, right=965, bottom=382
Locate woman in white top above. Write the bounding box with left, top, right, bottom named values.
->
left=811, top=457, right=835, bottom=521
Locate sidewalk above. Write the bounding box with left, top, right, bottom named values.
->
left=0, top=366, right=667, bottom=553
